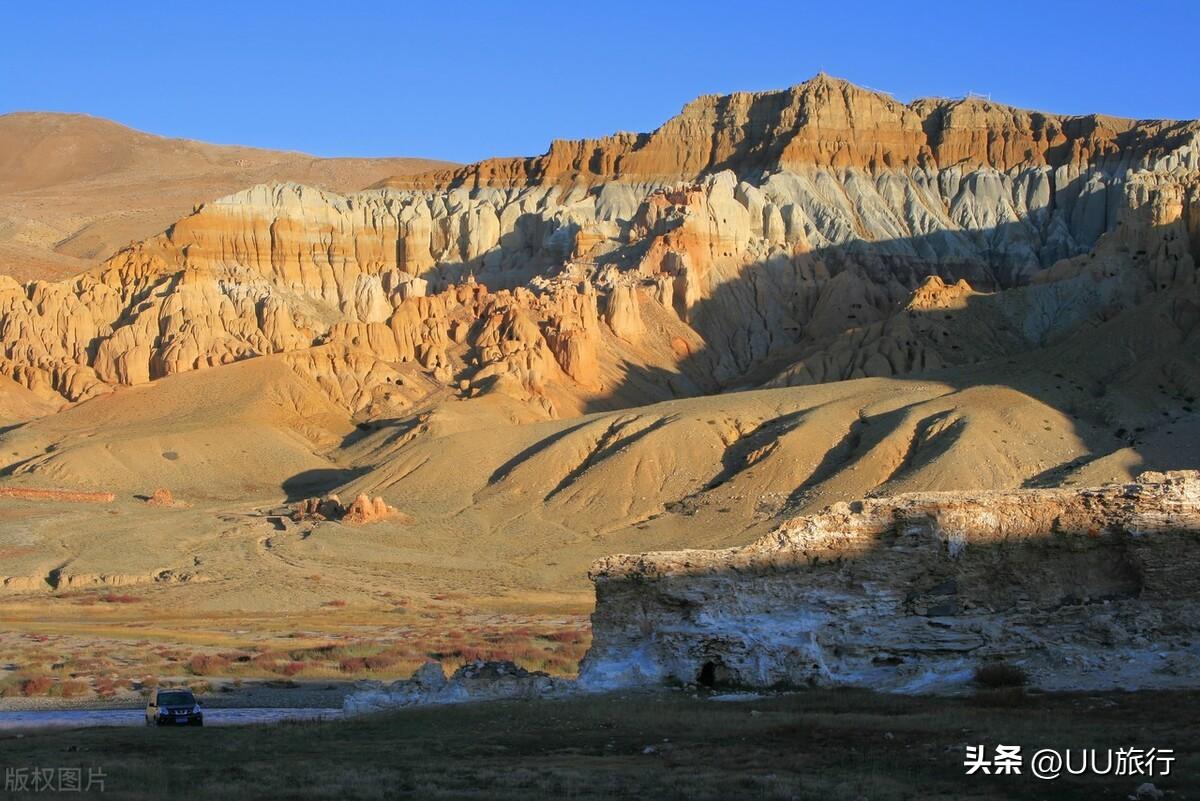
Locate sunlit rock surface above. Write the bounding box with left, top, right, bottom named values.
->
left=3, top=75, right=1197, bottom=422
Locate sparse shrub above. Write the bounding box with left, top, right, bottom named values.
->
left=324, top=600, right=347, bottom=608
left=338, top=657, right=367, bottom=673
left=69, top=657, right=106, bottom=672
left=546, top=629, right=588, bottom=645
left=973, top=662, right=1028, bottom=689
left=279, top=661, right=306, bottom=677
left=59, top=680, right=89, bottom=698
left=364, top=654, right=397, bottom=671
left=288, top=644, right=338, bottom=661
left=20, top=677, right=54, bottom=696
left=454, top=646, right=486, bottom=663
left=187, top=654, right=230, bottom=675
left=251, top=653, right=279, bottom=671
left=543, top=655, right=578, bottom=674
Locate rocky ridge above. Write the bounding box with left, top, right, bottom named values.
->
left=2, top=76, right=1197, bottom=428
left=382, top=75, right=1200, bottom=188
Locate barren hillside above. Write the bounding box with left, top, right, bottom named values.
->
left=0, top=75, right=1197, bottom=606
left=0, top=112, right=455, bottom=281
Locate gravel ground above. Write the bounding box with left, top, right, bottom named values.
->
left=0, top=679, right=354, bottom=712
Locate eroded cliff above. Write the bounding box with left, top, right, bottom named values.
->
left=2, top=76, right=1197, bottom=424
left=581, top=471, right=1200, bottom=693
left=1, top=77, right=1198, bottom=539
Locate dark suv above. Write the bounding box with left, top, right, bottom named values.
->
left=145, top=689, right=203, bottom=726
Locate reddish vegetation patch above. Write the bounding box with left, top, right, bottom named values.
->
left=323, top=600, right=347, bottom=608
left=279, top=662, right=306, bottom=677
left=364, top=654, right=397, bottom=671
left=98, top=593, right=141, bottom=603
left=0, top=487, right=115, bottom=503
left=20, top=677, right=54, bottom=696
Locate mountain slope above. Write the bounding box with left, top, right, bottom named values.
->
left=0, top=76, right=1197, bottom=599
left=2, top=76, right=1195, bottom=420
left=0, top=112, right=456, bottom=281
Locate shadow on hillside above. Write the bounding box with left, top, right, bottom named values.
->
left=273, top=205, right=1198, bottom=505
left=282, top=468, right=369, bottom=501
left=580, top=211, right=1200, bottom=493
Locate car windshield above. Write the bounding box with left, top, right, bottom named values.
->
left=157, top=691, right=195, bottom=706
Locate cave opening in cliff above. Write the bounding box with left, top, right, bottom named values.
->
left=697, top=660, right=730, bottom=688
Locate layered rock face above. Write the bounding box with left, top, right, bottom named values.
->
left=0, top=111, right=454, bottom=282
left=1, top=76, right=1198, bottom=422
left=384, top=75, right=1199, bottom=188
left=580, top=471, right=1200, bottom=693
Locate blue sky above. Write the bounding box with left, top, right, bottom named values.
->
left=2, top=0, right=1197, bottom=163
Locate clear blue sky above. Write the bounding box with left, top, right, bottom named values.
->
left=3, top=0, right=1197, bottom=163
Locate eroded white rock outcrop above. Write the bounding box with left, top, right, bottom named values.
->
left=580, top=471, right=1200, bottom=693
left=344, top=660, right=571, bottom=713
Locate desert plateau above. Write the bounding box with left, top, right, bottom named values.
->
left=1, top=5, right=1199, bottom=799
